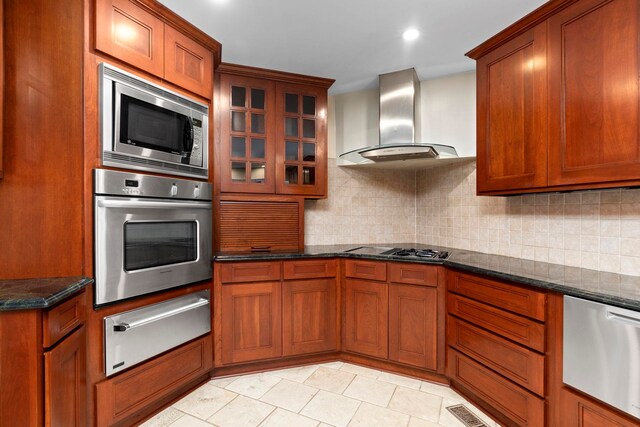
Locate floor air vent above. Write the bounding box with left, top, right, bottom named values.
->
left=446, top=404, right=489, bottom=427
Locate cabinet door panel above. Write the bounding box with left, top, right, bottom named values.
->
left=343, top=279, right=388, bottom=359
left=44, top=326, right=86, bottom=427
left=560, top=387, right=640, bottom=427
left=476, top=24, right=548, bottom=193
left=221, top=282, right=282, bottom=364
left=389, top=284, right=437, bottom=370
left=275, top=82, right=327, bottom=197
left=219, top=74, right=276, bottom=193
left=549, top=0, right=640, bottom=186
left=95, top=0, right=165, bottom=77
left=164, top=25, right=213, bottom=99
left=282, top=278, right=337, bottom=355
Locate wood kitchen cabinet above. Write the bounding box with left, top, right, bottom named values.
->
left=547, top=0, right=640, bottom=187
left=446, top=269, right=547, bottom=427
left=475, top=24, right=548, bottom=194
left=343, top=278, right=389, bottom=359
left=282, top=260, right=338, bottom=356
left=216, top=64, right=333, bottom=198
left=0, top=290, right=87, bottom=427
left=215, top=259, right=338, bottom=367
left=559, top=386, right=640, bottom=427
left=219, top=74, right=276, bottom=193
left=220, top=280, right=282, bottom=365
left=389, top=282, right=438, bottom=370
left=343, top=260, right=443, bottom=371
left=95, top=0, right=219, bottom=99
left=469, top=0, right=640, bottom=195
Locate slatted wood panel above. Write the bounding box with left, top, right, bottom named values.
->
left=219, top=200, right=302, bottom=252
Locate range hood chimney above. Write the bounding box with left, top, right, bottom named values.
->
left=339, top=68, right=459, bottom=166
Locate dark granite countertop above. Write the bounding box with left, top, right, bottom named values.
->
left=0, top=277, right=92, bottom=311
left=214, top=243, right=640, bottom=311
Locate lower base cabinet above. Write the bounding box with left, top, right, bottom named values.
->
left=44, top=326, right=87, bottom=426
left=559, top=387, right=640, bottom=427
left=447, top=349, right=545, bottom=427
left=389, top=283, right=438, bottom=370
left=220, top=281, right=282, bottom=365
left=343, top=278, right=389, bottom=359
left=282, top=278, right=337, bottom=356
left=96, top=336, right=212, bottom=427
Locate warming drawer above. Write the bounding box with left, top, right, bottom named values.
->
left=564, top=296, right=640, bottom=419
left=104, top=290, right=210, bottom=376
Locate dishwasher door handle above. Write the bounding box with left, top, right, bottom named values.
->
left=113, top=298, right=209, bottom=332
left=606, top=310, right=640, bottom=327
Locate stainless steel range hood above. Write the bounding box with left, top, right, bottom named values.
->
left=339, top=68, right=461, bottom=168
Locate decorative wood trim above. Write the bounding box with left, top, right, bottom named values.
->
left=218, top=63, right=334, bottom=88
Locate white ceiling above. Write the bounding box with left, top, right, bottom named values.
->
left=158, top=0, right=548, bottom=94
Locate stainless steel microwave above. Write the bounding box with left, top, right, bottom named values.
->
left=99, top=63, right=209, bottom=178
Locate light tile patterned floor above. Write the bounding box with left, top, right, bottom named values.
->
left=141, top=362, right=499, bottom=427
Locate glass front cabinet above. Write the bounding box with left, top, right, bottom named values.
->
left=217, top=65, right=332, bottom=198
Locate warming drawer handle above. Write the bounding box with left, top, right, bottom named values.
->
left=97, top=199, right=211, bottom=210
left=606, top=310, right=640, bottom=327
left=113, top=298, right=209, bottom=332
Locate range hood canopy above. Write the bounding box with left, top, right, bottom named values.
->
left=339, top=68, right=460, bottom=167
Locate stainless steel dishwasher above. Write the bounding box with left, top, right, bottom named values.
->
left=564, top=295, right=640, bottom=419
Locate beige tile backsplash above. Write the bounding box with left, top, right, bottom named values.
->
left=305, top=159, right=640, bottom=276
left=304, top=160, right=416, bottom=245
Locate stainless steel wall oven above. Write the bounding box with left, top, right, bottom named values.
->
left=94, top=169, right=212, bottom=306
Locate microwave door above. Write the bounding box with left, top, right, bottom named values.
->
left=114, top=83, right=193, bottom=165
left=94, top=197, right=212, bottom=305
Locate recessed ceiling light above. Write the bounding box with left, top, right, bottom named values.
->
left=402, top=28, right=420, bottom=41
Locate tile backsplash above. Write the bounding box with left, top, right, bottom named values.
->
left=305, top=159, right=640, bottom=276
left=304, top=160, right=415, bottom=245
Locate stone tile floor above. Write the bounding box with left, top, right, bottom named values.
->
left=141, top=362, right=499, bottom=427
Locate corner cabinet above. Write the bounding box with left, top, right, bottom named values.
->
left=95, top=0, right=219, bottom=99
left=217, top=64, right=333, bottom=199
left=469, top=0, right=640, bottom=195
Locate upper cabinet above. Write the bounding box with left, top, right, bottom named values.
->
left=217, top=64, right=334, bottom=198
left=469, top=0, right=640, bottom=195
left=95, top=0, right=220, bottom=99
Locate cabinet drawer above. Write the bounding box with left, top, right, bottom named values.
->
left=284, top=259, right=337, bottom=280
left=447, top=270, right=546, bottom=321
left=219, top=261, right=281, bottom=283
left=389, top=263, right=438, bottom=286
left=448, top=349, right=544, bottom=427
left=448, top=316, right=545, bottom=396
left=96, top=335, right=212, bottom=427
left=43, top=291, right=86, bottom=348
left=447, top=293, right=545, bottom=352
left=344, top=260, right=386, bottom=281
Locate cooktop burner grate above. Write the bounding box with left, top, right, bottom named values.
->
left=390, top=248, right=448, bottom=259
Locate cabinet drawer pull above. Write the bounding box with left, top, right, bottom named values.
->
left=251, top=246, right=272, bottom=252
left=113, top=298, right=209, bottom=332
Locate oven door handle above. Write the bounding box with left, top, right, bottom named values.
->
left=97, top=198, right=211, bottom=210
left=113, top=298, right=209, bottom=332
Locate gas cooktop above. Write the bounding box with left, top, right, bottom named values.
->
left=343, top=246, right=448, bottom=260
left=387, top=248, right=449, bottom=259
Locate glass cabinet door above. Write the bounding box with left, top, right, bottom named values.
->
left=275, top=82, right=328, bottom=197
left=220, top=74, right=275, bottom=193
